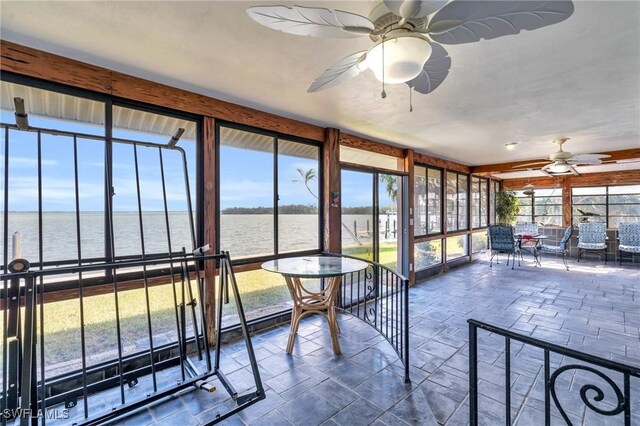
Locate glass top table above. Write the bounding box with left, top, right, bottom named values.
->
left=262, top=255, right=369, bottom=355
left=261, top=256, right=369, bottom=278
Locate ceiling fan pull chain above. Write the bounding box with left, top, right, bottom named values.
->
left=381, top=35, right=387, bottom=99
left=409, top=83, right=413, bottom=112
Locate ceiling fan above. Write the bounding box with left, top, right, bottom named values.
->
left=512, top=138, right=611, bottom=177
left=246, top=1, right=574, bottom=98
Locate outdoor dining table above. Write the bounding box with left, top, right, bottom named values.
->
left=261, top=255, right=369, bottom=355
left=514, top=234, right=548, bottom=266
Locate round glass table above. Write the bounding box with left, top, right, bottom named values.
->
left=262, top=256, right=369, bottom=355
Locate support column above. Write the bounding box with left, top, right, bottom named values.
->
left=442, top=169, right=449, bottom=272
left=562, top=176, right=572, bottom=228
left=324, top=128, right=341, bottom=253
left=203, top=117, right=217, bottom=346
left=404, top=149, right=415, bottom=285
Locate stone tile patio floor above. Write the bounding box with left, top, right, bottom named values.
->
left=110, top=257, right=639, bottom=426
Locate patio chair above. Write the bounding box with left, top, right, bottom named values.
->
left=488, top=225, right=520, bottom=269
left=577, top=222, right=607, bottom=264
left=539, top=226, right=573, bottom=270
left=618, top=222, right=640, bottom=265
left=514, top=222, right=539, bottom=256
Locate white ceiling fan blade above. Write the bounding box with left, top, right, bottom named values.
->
left=569, top=153, right=611, bottom=161
left=246, top=5, right=374, bottom=38
left=540, top=168, right=554, bottom=178
left=427, top=1, right=574, bottom=45
left=307, top=51, right=368, bottom=93
left=406, top=43, right=451, bottom=94
left=568, top=159, right=603, bottom=166
left=512, top=161, right=551, bottom=169
left=384, top=0, right=448, bottom=20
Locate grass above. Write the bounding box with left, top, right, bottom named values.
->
left=9, top=245, right=399, bottom=372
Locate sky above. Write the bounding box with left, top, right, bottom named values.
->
left=0, top=112, right=196, bottom=212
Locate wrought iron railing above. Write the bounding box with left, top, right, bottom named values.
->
left=1, top=252, right=264, bottom=426
left=468, top=319, right=640, bottom=425
left=325, top=253, right=410, bottom=383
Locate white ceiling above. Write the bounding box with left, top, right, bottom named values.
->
left=1, top=1, right=638, bottom=168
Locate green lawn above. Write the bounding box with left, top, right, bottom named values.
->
left=21, top=247, right=400, bottom=371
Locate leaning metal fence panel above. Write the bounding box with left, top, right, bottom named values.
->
left=325, top=252, right=410, bottom=383
left=1, top=252, right=264, bottom=426
left=468, top=319, right=640, bottom=426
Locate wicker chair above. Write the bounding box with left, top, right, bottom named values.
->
left=618, top=223, right=640, bottom=265
left=577, top=222, right=607, bottom=264
left=539, top=226, right=573, bottom=270
left=488, top=225, right=520, bottom=269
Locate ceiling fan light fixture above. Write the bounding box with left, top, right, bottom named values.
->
left=548, top=163, right=571, bottom=173
left=504, top=142, right=518, bottom=150
left=367, top=34, right=432, bottom=84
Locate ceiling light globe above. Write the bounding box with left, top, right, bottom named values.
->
left=367, top=35, right=432, bottom=84
left=549, top=163, right=571, bottom=173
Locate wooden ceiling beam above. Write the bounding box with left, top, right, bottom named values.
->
left=502, top=169, right=640, bottom=190
left=1, top=40, right=325, bottom=141
left=414, top=152, right=470, bottom=174
left=471, top=148, right=640, bottom=175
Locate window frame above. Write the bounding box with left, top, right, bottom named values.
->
left=414, top=164, right=444, bottom=238
left=572, top=184, right=640, bottom=229
left=515, top=188, right=563, bottom=226
left=446, top=171, right=470, bottom=233
left=215, top=120, right=324, bottom=265
left=0, top=72, right=204, bottom=274
left=471, top=176, right=490, bottom=230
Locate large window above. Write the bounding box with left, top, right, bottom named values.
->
left=471, top=176, right=489, bottom=229
left=572, top=185, right=640, bottom=228
left=0, top=80, right=199, bottom=267
left=218, top=124, right=321, bottom=260
left=516, top=188, right=563, bottom=226
left=0, top=77, right=201, bottom=379
left=446, top=172, right=468, bottom=232
left=414, top=166, right=442, bottom=236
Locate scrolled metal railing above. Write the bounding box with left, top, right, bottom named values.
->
left=325, top=252, right=410, bottom=383
left=468, top=319, right=639, bottom=426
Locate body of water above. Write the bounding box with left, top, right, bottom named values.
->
left=1, top=213, right=399, bottom=265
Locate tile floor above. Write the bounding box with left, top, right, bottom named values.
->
left=106, top=257, right=639, bottom=425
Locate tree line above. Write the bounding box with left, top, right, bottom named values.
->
left=221, top=205, right=395, bottom=214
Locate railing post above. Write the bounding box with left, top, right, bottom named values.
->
left=468, top=321, right=478, bottom=426
left=544, top=349, right=550, bottom=426
left=403, top=277, right=410, bottom=383
left=19, top=274, right=36, bottom=426
left=624, top=373, right=630, bottom=426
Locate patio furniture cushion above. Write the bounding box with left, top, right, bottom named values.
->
left=540, top=244, right=563, bottom=253
left=578, top=223, right=606, bottom=249
left=577, top=242, right=606, bottom=249
left=618, top=223, right=640, bottom=253
left=540, top=226, right=572, bottom=254
left=619, top=244, right=640, bottom=253
left=489, top=225, right=519, bottom=253
left=514, top=222, right=538, bottom=236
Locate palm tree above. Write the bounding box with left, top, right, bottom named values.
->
left=379, top=174, right=397, bottom=203
left=293, top=168, right=318, bottom=199
left=293, top=167, right=362, bottom=246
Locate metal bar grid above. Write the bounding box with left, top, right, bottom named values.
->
left=325, top=252, right=410, bottom=383
left=1, top=252, right=265, bottom=425
left=0, top=119, right=264, bottom=424
left=468, top=319, right=639, bottom=425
